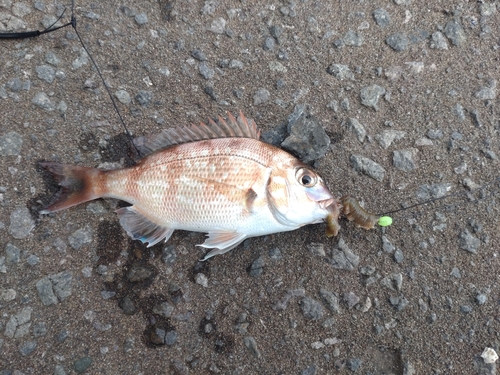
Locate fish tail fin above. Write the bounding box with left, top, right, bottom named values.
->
left=39, top=162, right=105, bottom=213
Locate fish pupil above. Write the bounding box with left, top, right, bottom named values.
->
left=301, top=175, right=313, bottom=186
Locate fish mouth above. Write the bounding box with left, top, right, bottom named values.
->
left=319, top=198, right=335, bottom=209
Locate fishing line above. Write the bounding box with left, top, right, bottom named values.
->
left=0, top=0, right=142, bottom=160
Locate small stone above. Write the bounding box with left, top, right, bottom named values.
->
left=481, top=348, right=498, bottom=364
left=386, top=33, right=409, bottom=52
left=319, top=289, right=340, bottom=313
left=26, top=254, right=39, bottom=266
left=381, top=273, right=403, bottom=292
left=135, top=91, right=152, bottom=106
left=300, top=296, right=324, bottom=320
left=0, top=131, right=23, bottom=156
left=243, top=336, right=261, bottom=358
left=344, top=292, right=360, bottom=309
left=375, top=130, right=405, bottom=149
left=327, top=64, right=354, bottom=80
left=475, top=79, right=497, bottom=100
left=458, top=229, right=480, bottom=254
left=5, top=243, right=20, bottom=265
left=393, top=149, right=418, bottom=171
left=248, top=256, right=264, bottom=277
left=152, top=301, right=174, bottom=318
left=33, top=322, right=47, bottom=337
left=360, top=84, right=385, bottom=110
left=68, top=227, right=92, bottom=250
left=161, top=245, right=177, bottom=265
left=36, top=277, right=58, bottom=305
left=32, top=92, right=55, bottom=111
left=119, top=295, right=137, bottom=315
left=114, top=90, right=131, bottom=104
left=0, top=288, right=16, bottom=302
left=253, top=88, right=270, bottom=105
left=165, top=330, right=178, bottom=346
left=35, top=65, right=56, bottom=84
left=50, top=271, right=73, bottom=301
left=54, top=364, right=66, bottom=375
left=307, top=243, right=325, bottom=257
left=476, top=294, right=487, bottom=305
left=126, top=264, right=154, bottom=282
left=350, top=155, right=385, bottom=182
left=330, top=238, right=359, bottom=270
left=199, top=62, right=215, bottom=79
left=343, top=30, right=364, bottom=46
left=301, top=364, right=317, bottom=375
left=263, top=36, right=275, bottom=51
left=195, top=273, right=208, bottom=287
left=430, top=31, right=448, bottom=50
left=134, top=13, right=148, bottom=25
left=9, top=207, right=35, bottom=239
left=210, top=17, right=226, bottom=34
left=346, top=358, right=362, bottom=372
left=444, top=19, right=466, bottom=46
left=345, top=118, right=366, bottom=143
left=394, top=249, right=404, bottom=263
left=460, top=305, right=472, bottom=314
left=416, top=183, right=452, bottom=200
left=450, top=267, right=461, bottom=278
left=74, top=357, right=92, bottom=373
left=12, top=2, right=31, bottom=17
left=373, top=8, right=390, bottom=27
left=19, top=341, right=37, bottom=356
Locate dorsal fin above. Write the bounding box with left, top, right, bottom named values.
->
left=134, top=111, right=261, bottom=156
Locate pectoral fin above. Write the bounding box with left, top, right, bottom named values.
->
left=116, top=206, right=174, bottom=247
left=198, top=231, right=247, bottom=260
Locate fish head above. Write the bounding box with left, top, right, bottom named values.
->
left=267, top=161, right=340, bottom=228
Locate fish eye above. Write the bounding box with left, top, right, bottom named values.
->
left=296, top=168, right=317, bottom=187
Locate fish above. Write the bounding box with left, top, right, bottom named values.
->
left=40, top=112, right=342, bottom=260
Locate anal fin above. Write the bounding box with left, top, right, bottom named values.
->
left=198, top=231, right=247, bottom=260
left=116, top=206, right=174, bottom=247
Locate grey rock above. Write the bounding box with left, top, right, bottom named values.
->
left=134, top=13, right=148, bottom=25
left=350, top=155, right=385, bottom=182
left=345, top=118, right=366, bottom=143
left=343, top=30, right=364, bottom=46
left=344, top=291, right=360, bottom=309
left=12, top=2, right=31, bottom=17
left=68, top=227, right=92, bottom=250
left=243, top=336, right=261, bottom=358
left=19, top=340, right=37, bottom=356
left=119, top=295, right=137, bottom=315
left=394, top=249, right=404, bottom=263
left=36, top=277, right=58, bottom=305
left=32, top=92, right=55, bottom=111
left=327, top=64, right=354, bottom=80
left=248, top=256, right=264, bottom=277
left=36, top=65, right=56, bottom=84
left=210, top=17, right=226, bottom=34
left=373, top=8, right=391, bottom=27
left=307, top=243, right=325, bottom=257
left=45, top=52, right=61, bottom=66
left=427, top=129, right=443, bottom=139
left=253, top=88, right=270, bottom=105
left=0, top=288, right=16, bottom=301
left=199, top=62, right=215, bottom=79
left=301, top=364, right=317, bottom=375
left=165, top=330, right=178, bottom=346
left=444, top=19, right=466, bottom=46
left=480, top=3, right=497, bottom=16
left=381, top=273, right=403, bottom=291
left=393, top=149, right=418, bottom=171
left=191, top=49, right=207, bottom=61
left=319, top=289, right=340, bottom=313
left=347, top=358, right=362, bottom=372
left=453, top=103, right=466, bottom=121
left=152, top=301, right=174, bottom=318
left=84, top=11, right=99, bottom=20
left=114, top=90, right=131, bottom=104
left=33, top=322, right=47, bottom=337
left=161, top=245, right=177, bottom=265
left=450, top=267, right=461, bottom=278
left=269, top=247, right=282, bottom=260
left=195, top=273, right=208, bottom=287
left=101, top=291, right=115, bottom=299
left=261, top=122, right=288, bottom=146
left=9, top=207, right=35, bottom=239
left=72, top=52, right=88, bottom=69
left=470, top=109, right=483, bottom=127
left=263, top=36, right=275, bottom=51
left=475, top=79, right=496, bottom=100
left=476, top=294, right=487, bottom=305
left=281, top=106, right=330, bottom=162
left=0, top=12, right=26, bottom=30
left=394, top=0, right=412, bottom=4
left=27, top=254, right=39, bottom=266
left=375, top=130, right=406, bottom=149
left=0, top=131, right=23, bottom=156
left=459, top=229, right=480, bottom=254
left=135, top=91, right=153, bottom=106
left=330, top=238, right=359, bottom=270
left=50, top=271, right=73, bottom=301
left=127, top=264, right=154, bottom=282
left=5, top=243, right=20, bottom=265
left=390, top=295, right=409, bottom=310
left=300, top=296, right=324, bottom=320
left=386, top=33, right=409, bottom=52
left=430, top=31, right=449, bottom=50
left=74, top=357, right=92, bottom=373
left=54, top=364, right=66, bottom=375
left=229, top=59, right=243, bottom=69
left=460, top=305, right=472, bottom=314
left=360, top=84, right=385, bottom=110
left=416, top=183, right=452, bottom=200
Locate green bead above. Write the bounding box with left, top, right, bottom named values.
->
left=378, top=216, right=393, bottom=227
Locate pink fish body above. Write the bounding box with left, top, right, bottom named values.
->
left=41, top=112, right=341, bottom=259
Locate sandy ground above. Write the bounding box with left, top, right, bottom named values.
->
left=1, top=0, right=499, bottom=374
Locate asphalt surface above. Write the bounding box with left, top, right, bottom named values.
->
left=0, top=1, right=499, bottom=374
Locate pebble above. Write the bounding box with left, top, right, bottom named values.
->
left=8, top=207, right=35, bottom=239
left=301, top=364, right=317, bottom=375
left=36, top=271, right=73, bottom=305
left=319, top=289, right=340, bottom=313
left=253, top=88, right=270, bottom=105
left=32, top=92, right=55, bottom=111
left=346, top=358, right=362, bottom=372
left=344, top=292, right=360, bottom=309
left=74, top=357, right=92, bottom=373
left=263, top=37, right=275, bottom=51
left=54, top=364, right=66, bottom=375
left=375, top=130, right=405, bottom=149
left=342, top=30, right=364, bottom=47
left=26, top=254, right=39, bottom=266
left=481, top=348, right=498, bottom=364
left=373, top=8, right=390, bottom=27
left=135, top=91, right=153, bottom=106
left=210, top=17, right=226, bottom=34
left=475, top=79, right=496, bottom=100
left=134, top=13, right=148, bottom=25
left=199, top=62, right=215, bottom=79
left=345, top=118, right=366, bottom=143
left=5, top=307, right=32, bottom=338
left=0, top=288, right=16, bottom=302
left=5, top=243, right=20, bottom=265
left=33, top=322, right=47, bottom=337
left=19, top=340, right=37, bottom=356
left=393, top=149, right=418, bottom=171
left=430, top=31, right=449, bottom=50
left=68, top=227, right=93, bottom=250
left=281, top=105, right=331, bottom=162
left=248, top=256, right=264, bottom=277
left=476, top=294, right=487, bottom=305
left=360, top=84, right=385, bottom=110
left=195, top=272, right=208, bottom=287
left=300, top=296, right=324, bottom=320
left=330, top=238, right=359, bottom=270
left=126, top=264, right=154, bottom=282
left=152, top=301, right=174, bottom=318
left=165, top=330, right=178, bottom=346
left=458, top=229, right=480, bottom=254
left=327, top=64, right=354, bottom=80
left=35, top=65, right=56, bottom=84
left=450, top=267, right=461, bottom=278
left=443, top=19, right=466, bottom=46
left=161, top=245, right=177, bottom=265
left=119, top=295, right=137, bottom=315
left=381, top=273, right=403, bottom=292
left=386, top=33, right=409, bottom=52
left=114, top=89, right=131, bottom=104
left=350, top=155, right=386, bottom=182
left=394, top=249, right=404, bottom=263
left=243, top=336, right=261, bottom=359
left=416, top=183, right=452, bottom=200
left=0, top=131, right=23, bottom=156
